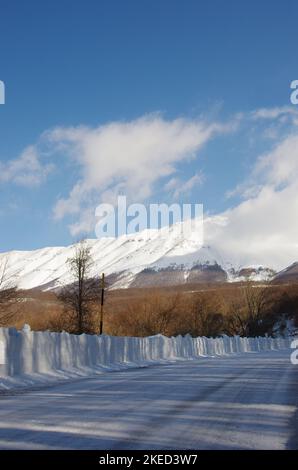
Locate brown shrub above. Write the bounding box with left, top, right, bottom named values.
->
left=2, top=281, right=298, bottom=338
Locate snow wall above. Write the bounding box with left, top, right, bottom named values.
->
left=0, top=326, right=291, bottom=382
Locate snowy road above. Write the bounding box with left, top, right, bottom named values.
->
left=0, top=349, right=297, bottom=450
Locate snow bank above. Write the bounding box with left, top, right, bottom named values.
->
left=0, top=326, right=291, bottom=391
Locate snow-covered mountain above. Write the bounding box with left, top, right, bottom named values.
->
left=0, top=222, right=281, bottom=291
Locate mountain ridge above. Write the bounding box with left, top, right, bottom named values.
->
left=0, top=224, right=295, bottom=290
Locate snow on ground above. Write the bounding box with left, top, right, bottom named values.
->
left=0, top=326, right=291, bottom=391
left=0, top=349, right=297, bottom=450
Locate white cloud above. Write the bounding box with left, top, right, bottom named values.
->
left=68, top=207, right=97, bottom=237
left=45, top=114, right=232, bottom=232
left=253, top=134, right=298, bottom=187
left=227, top=132, right=298, bottom=199
left=208, top=131, right=298, bottom=270
left=0, top=146, right=54, bottom=187
left=251, top=106, right=298, bottom=121
left=166, top=172, right=204, bottom=200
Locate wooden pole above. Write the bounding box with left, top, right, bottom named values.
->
left=99, top=273, right=105, bottom=335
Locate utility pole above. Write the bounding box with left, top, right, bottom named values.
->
left=99, top=273, right=105, bottom=335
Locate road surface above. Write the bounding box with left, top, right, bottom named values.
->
left=0, top=349, right=297, bottom=450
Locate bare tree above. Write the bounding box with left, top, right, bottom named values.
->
left=58, top=241, right=101, bottom=334
left=243, top=280, right=274, bottom=335
left=226, top=279, right=274, bottom=336
left=225, top=297, right=248, bottom=336
left=188, top=293, right=224, bottom=337
left=0, top=258, right=20, bottom=326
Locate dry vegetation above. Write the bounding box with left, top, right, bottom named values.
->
left=0, top=259, right=22, bottom=327
left=1, top=279, right=297, bottom=338
left=103, top=281, right=298, bottom=337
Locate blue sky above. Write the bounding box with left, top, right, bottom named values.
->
left=0, top=0, right=298, bottom=254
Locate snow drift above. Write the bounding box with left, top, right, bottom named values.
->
left=0, top=326, right=291, bottom=391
